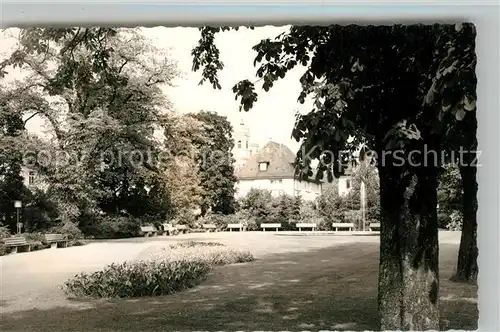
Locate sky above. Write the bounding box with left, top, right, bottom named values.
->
left=1, top=27, right=312, bottom=152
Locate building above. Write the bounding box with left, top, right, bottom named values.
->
left=232, top=118, right=260, bottom=173
left=20, top=166, right=48, bottom=192
left=235, top=141, right=323, bottom=201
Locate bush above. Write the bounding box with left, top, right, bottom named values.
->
left=63, top=259, right=211, bottom=299
left=150, top=243, right=255, bottom=266
left=50, top=222, right=83, bottom=240
left=446, top=210, right=463, bottom=231
left=82, top=215, right=141, bottom=239
left=169, top=241, right=225, bottom=249
left=0, top=244, right=8, bottom=256
left=22, top=232, right=51, bottom=251
left=63, top=241, right=254, bottom=299
left=0, top=225, right=11, bottom=239
left=68, top=239, right=87, bottom=247
left=23, top=232, right=47, bottom=243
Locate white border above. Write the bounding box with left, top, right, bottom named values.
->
left=1, top=1, right=499, bottom=331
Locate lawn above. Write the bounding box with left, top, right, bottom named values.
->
left=0, top=239, right=477, bottom=331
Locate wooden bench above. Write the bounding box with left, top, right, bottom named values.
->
left=296, top=223, right=317, bottom=231
left=176, top=225, right=189, bottom=234
left=162, top=223, right=177, bottom=236
left=227, top=223, right=244, bottom=232
left=140, top=226, right=158, bottom=237
left=1, top=237, right=31, bottom=254
left=260, top=223, right=281, bottom=232
left=202, top=224, right=217, bottom=232
left=44, top=233, right=69, bottom=248
left=369, top=223, right=381, bottom=231
left=332, top=223, right=355, bottom=231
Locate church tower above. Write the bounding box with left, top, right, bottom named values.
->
left=232, top=117, right=258, bottom=173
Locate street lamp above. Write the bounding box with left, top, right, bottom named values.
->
left=14, top=200, right=22, bottom=235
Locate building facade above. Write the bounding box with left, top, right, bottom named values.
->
left=235, top=141, right=323, bottom=201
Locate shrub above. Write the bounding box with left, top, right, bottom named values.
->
left=446, top=210, right=463, bottom=231
left=50, top=222, right=83, bottom=240
left=23, top=232, right=46, bottom=243
left=63, top=241, right=254, bottom=299
left=169, top=241, right=225, bottom=249
left=0, top=225, right=11, bottom=239
left=63, top=259, right=211, bottom=299
left=0, top=244, right=8, bottom=256
left=68, top=239, right=87, bottom=247
left=82, top=215, right=141, bottom=239
left=22, top=232, right=51, bottom=251
left=150, top=244, right=255, bottom=266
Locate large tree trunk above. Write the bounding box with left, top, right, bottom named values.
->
left=454, top=158, right=478, bottom=282
left=378, top=159, right=440, bottom=330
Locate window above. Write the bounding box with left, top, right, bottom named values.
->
left=246, top=141, right=249, bottom=149
left=28, top=171, right=35, bottom=186
left=259, top=162, right=268, bottom=171
left=249, top=150, right=252, bottom=156
left=237, top=140, right=242, bottom=148
left=346, top=179, right=351, bottom=189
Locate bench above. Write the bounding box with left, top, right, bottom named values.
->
left=296, top=223, right=317, bottom=231
left=176, top=225, right=189, bottom=234
left=202, top=224, right=217, bottom=232
left=260, top=223, right=281, bottom=232
left=162, top=223, right=178, bottom=236
left=369, top=223, right=381, bottom=231
left=227, top=223, right=244, bottom=232
left=1, top=237, right=31, bottom=254
left=140, top=226, right=158, bottom=237
left=332, top=223, right=355, bottom=231
left=44, top=233, right=69, bottom=248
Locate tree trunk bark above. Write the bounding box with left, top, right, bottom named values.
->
left=454, top=158, right=478, bottom=282
left=378, top=159, right=440, bottom=330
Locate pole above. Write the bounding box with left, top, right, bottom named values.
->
left=16, top=208, right=20, bottom=235
left=360, top=180, right=366, bottom=231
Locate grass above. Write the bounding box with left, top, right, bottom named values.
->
left=0, top=241, right=476, bottom=331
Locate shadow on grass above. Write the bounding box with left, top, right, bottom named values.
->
left=0, top=243, right=477, bottom=332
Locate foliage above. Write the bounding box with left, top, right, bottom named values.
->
left=49, top=221, right=84, bottom=240
left=150, top=243, right=255, bottom=266
left=0, top=225, right=11, bottom=238
left=169, top=241, right=225, bottom=249
left=63, top=241, right=254, bottom=299
left=446, top=210, right=463, bottom=231
left=238, top=188, right=275, bottom=222
left=162, top=114, right=206, bottom=217
left=80, top=215, right=140, bottom=239
left=1, top=28, right=178, bottom=233
left=63, top=260, right=211, bottom=299
left=190, top=24, right=477, bottom=329
left=0, top=244, right=8, bottom=256
left=187, top=111, right=238, bottom=215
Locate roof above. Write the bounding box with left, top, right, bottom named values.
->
left=236, top=141, right=321, bottom=183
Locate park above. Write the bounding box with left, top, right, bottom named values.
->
left=0, top=231, right=477, bottom=331
left=1, top=24, right=479, bottom=331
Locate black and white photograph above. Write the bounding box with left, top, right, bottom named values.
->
left=0, top=19, right=482, bottom=331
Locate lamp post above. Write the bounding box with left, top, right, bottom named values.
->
left=14, top=200, right=22, bottom=235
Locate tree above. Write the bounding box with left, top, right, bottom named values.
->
left=239, top=188, right=274, bottom=221
left=187, top=111, right=238, bottom=216
left=1, top=28, right=179, bottom=233
left=190, top=24, right=476, bottom=330
left=437, top=163, right=463, bottom=228
left=0, top=88, right=42, bottom=232
left=162, top=114, right=207, bottom=217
